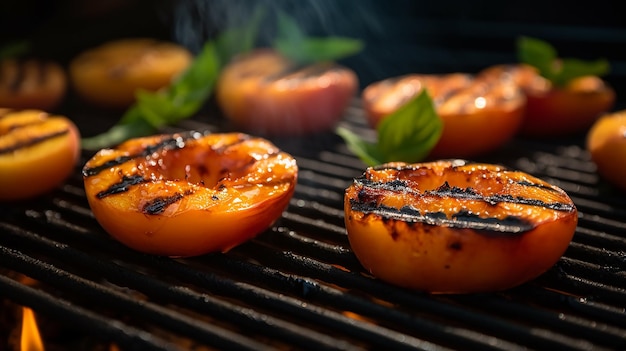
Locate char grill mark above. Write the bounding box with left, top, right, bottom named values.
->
left=354, top=177, right=574, bottom=212
left=428, top=181, right=575, bottom=211
left=350, top=200, right=534, bottom=234
left=142, top=191, right=191, bottom=215
left=0, top=60, right=49, bottom=93
left=82, top=131, right=208, bottom=177
left=0, top=60, right=19, bottom=92
left=8, top=61, right=25, bottom=92
left=96, top=175, right=147, bottom=199
left=351, top=173, right=575, bottom=234
left=87, top=133, right=268, bottom=204
left=0, top=129, right=68, bottom=154
left=264, top=62, right=336, bottom=83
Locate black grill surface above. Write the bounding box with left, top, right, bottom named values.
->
left=1, top=100, right=626, bottom=351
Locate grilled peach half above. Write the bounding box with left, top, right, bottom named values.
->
left=344, top=160, right=578, bottom=294
left=586, top=110, right=626, bottom=192
left=0, top=109, right=81, bottom=200
left=362, top=73, right=525, bottom=158
left=69, top=38, right=192, bottom=108
left=0, top=58, right=67, bottom=110
left=480, top=64, right=615, bottom=137
left=216, top=49, right=358, bottom=136
left=82, top=132, right=298, bottom=257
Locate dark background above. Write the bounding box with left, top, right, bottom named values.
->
left=2, top=0, right=625, bottom=96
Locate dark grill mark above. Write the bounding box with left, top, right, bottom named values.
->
left=351, top=200, right=535, bottom=234
left=0, top=129, right=68, bottom=154
left=96, top=175, right=147, bottom=199
left=264, top=64, right=309, bottom=82
left=142, top=192, right=189, bottom=215
left=426, top=181, right=574, bottom=211
left=83, top=156, right=134, bottom=177
left=82, top=131, right=207, bottom=177
left=354, top=178, right=574, bottom=212
left=8, top=60, right=25, bottom=92
left=372, top=160, right=478, bottom=172
left=264, top=62, right=336, bottom=82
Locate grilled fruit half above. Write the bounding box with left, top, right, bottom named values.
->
left=0, top=58, right=67, bottom=110
left=586, top=110, right=626, bottom=192
left=216, top=49, right=358, bottom=136
left=83, top=131, right=298, bottom=257
left=480, top=64, right=615, bottom=137
left=362, top=73, right=525, bottom=158
left=69, top=38, right=192, bottom=108
left=0, top=109, right=81, bottom=200
left=344, top=160, right=578, bottom=294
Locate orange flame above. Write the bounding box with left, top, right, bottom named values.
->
left=20, top=307, right=45, bottom=351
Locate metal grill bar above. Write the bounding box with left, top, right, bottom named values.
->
left=0, top=272, right=180, bottom=351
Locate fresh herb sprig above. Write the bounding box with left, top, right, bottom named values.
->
left=273, top=10, right=364, bottom=65
left=336, top=90, right=443, bottom=167
left=517, top=36, right=610, bottom=87
left=81, top=42, right=221, bottom=150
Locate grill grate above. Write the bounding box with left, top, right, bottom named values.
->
left=1, top=101, right=626, bottom=351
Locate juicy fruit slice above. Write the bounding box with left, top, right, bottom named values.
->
left=0, top=109, right=81, bottom=200
left=586, top=110, right=626, bottom=192
left=69, top=38, right=193, bottom=108
left=82, top=131, right=298, bottom=257
left=344, top=160, right=578, bottom=294
left=216, top=49, right=358, bottom=136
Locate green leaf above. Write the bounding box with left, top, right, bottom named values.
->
left=335, top=127, right=384, bottom=167
left=81, top=119, right=155, bottom=151
left=517, top=36, right=556, bottom=80
left=81, top=41, right=221, bottom=150
left=273, top=10, right=364, bottom=64
left=554, top=57, right=610, bottom=87
left=336, top=89, right=443, bottom=167
left=377, top=89, right=443, bottom=163
left=517, top=36, right=610, bottom=87
left=275, top=37, right=364, bottom=65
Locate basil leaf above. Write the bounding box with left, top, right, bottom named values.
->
left=82, top=119, right=155, bottom=151
left=275, top=37, right=364, bottom=65
left=81, top=41, right=221, bottom=150
left=336, top=90, right=442, bottom=167
left=554, top=57, right=610, bottom=87
left=517, top=36, right=610, bottom=87
left=377, top=89, right=442, bottom=163
left=274, top=10, right=363, bottom=65
left=335, top=127, right=384, bottom=166
left=517, top=36, right=556, bottom=80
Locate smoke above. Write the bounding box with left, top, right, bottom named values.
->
left=169, top=0, right=383, bottom=55
left=166, top=0, right=427, bottom=89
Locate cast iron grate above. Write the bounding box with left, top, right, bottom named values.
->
left=1, top=101, right=626, bottom=351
